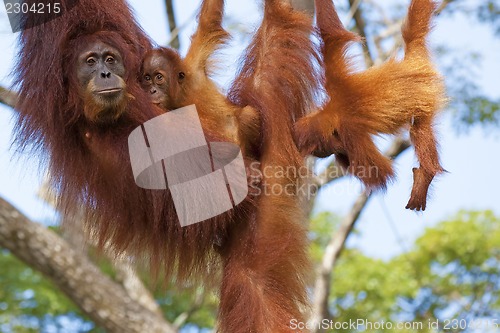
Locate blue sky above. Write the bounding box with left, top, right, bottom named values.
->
left=0, top=0, right=499, bottom=260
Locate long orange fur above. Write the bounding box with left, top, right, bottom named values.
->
left=295, top=0, right=447, bottom=211
left=141, top=0, right=321, bottom=331
left=224, top=0, right=320, bottom=331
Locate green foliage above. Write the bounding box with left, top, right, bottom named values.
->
left=0, top=250, right=92, bottom=332
left=443, top=51, right=500, bottom=130
left=478, top=1, right=500, bottom=36
left=154, top=285, right=219, bottom=329
left=309, top=210, right=500, bottom=332
left=444, top=0, right=500, bottom=129
left=459, top=95, right=500, bottom=127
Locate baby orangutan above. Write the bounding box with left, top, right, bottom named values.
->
left=141, top=48, right=259, bottom=156
left=294, top=0, right=447, bottom=211
left=140, top=0, right=260, bottom=159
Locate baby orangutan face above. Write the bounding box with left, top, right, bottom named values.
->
left=141, top=48, right=186, bottom=110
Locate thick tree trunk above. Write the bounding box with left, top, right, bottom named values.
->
left=0, top=198, right=177, bottom=333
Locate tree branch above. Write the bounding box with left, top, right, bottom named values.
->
left=112, top=258, right=164, bottom=317
left=164, top=0, right=180, bottom=50
left=0, top=197, right=177, bottom=333
left=309, top=137, right=410, bottom=331
left=436, top=0, right=454, bottom=16
left=39, top=179, right=162, bottom=315
left=0, top=86, right=17, bottom=109
left=347, top=0, right=375, bottom=67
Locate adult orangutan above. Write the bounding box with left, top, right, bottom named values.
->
left=14, top=0, right=319, bottom=331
